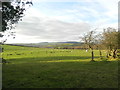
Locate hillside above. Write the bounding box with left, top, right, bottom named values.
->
left=6, top=41, right=85, bottom=49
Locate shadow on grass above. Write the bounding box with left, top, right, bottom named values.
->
left=7, top=56, right=100, bottom=63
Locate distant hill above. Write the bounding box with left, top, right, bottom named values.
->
left=6, top=41, right=84, bottom=49
left=58, top=41, right=80, bottom=43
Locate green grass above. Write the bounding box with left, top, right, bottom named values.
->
left=2, top=45, right=118, bottom=88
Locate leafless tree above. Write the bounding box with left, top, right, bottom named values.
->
left=80, top=30, right=97, bottom=61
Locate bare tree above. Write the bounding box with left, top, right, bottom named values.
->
left=80, top=30, right=97, bottom=61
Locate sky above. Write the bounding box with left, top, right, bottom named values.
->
left=4, top=0, right=118, bottom=43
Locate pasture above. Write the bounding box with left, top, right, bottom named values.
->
left=2, top=45, right=118, bottom=88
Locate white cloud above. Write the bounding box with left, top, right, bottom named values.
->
left=4, top=0, right=119, bottom=43
left=6, top=6, right=90, bottom=43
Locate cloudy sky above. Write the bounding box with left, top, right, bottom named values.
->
left=6, top=0, right=118, bottom=43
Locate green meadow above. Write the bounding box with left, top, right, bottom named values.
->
left=2, top=45, right=118, bottom=88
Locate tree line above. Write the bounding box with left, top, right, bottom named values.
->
left=81, top=27, right=120, bottom=61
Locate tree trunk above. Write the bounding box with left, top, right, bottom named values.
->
left=113, top=49, right=117, bottom=59
left=91, top=49, right=94, bottom=61
left=99, top=50, right=102, bottom=59
left=106, top=50, right=111, bottom=58
left=106, top=50, right=109, bottom=58
left=117, top=50, right=120, bottom=58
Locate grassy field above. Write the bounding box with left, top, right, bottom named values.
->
left=2, top=45, right=118, bottom=88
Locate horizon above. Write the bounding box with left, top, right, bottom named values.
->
left=5, top=40, right=83, bottom=44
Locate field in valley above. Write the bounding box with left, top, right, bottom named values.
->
left=2, top=45, right=118, bottom=88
